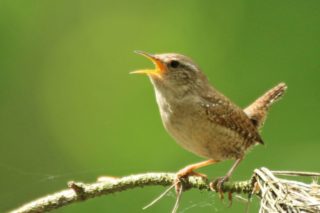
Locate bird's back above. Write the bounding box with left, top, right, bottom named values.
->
left=197, top=87, right=263, bottom=159
left=157, top=84, right=263, bottom=160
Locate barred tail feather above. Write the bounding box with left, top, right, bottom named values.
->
left=244, top=82, right=287, bottom=129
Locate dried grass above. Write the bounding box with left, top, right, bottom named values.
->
left=253, top=167, right=320, bottom=213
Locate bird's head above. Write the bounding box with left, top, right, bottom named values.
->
left=131, top=51, right=208, bottom=97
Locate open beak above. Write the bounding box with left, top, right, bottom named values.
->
left=130, top=50, right=165, bottom=76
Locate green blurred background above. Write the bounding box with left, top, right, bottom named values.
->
left=1, top=0, right=320, bottom=212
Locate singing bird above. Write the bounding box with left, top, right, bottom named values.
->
left=131, top=51, right=287, bottom=191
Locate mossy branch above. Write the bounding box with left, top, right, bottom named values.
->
left=10, top=167, right=320, bottom=213
left=10, top=172, right=252, bottom=213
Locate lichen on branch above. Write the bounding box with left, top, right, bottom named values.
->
left=10, top=168, right=320, bottom=213
left=10, top=172, right=251, bottom=213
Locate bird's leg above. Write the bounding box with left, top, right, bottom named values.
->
left=210, top=157, right=243, bottom=195
left=174, top=159, right=219, bottom=193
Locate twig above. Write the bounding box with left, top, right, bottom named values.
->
left=142, top=183, right=175, bottom=210
left=271, top=170, right=320, bottom=177
left=10, top=172, right=252, bottom=213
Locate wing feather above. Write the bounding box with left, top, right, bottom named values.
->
left=200, top=89, right=264, bottom=146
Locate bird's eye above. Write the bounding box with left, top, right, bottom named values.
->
left=169, top=60, right=180, bottom=68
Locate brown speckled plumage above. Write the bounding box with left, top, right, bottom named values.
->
left=133, top=51, right=287, bottom=192
left=244, top=82, right=287, bottom=129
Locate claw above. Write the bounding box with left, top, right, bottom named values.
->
left=216, top=176, right=229, bottom=192
left=174, top=171, right=207, bottom=194
left=209, top=176, right=230, bottom=199
left=227, top=192, right=233, bottom=207
left=209, top=176, right=234, bottom=206
left=174, top=177, right=182, bottom=195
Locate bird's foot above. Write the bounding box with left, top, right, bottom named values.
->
left=170, top=169, right=207, bottom=213
left=209, top=176, right=230, bottom=200
left=174, top=168, right=207, bottom=194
